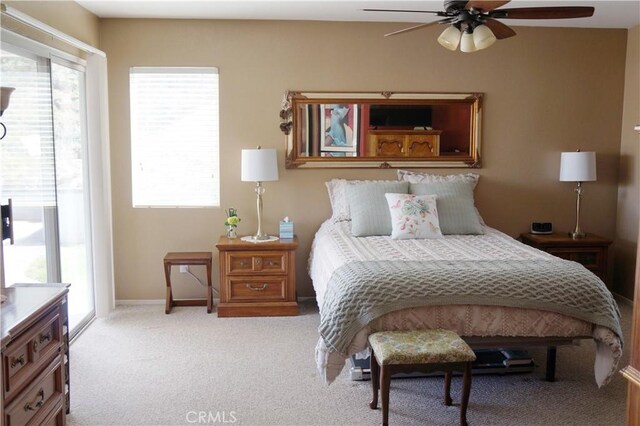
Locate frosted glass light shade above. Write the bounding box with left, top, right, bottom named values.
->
left=241, top=148, right=279, bottom=182
left=460, top=31, right=476, bottom=52
left=473, top=25, right=496, bottom=50
left=438, top=26, right=461, bottom=51
left=559, top=151, right=597, bottom=182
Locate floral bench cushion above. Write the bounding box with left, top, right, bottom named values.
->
left=368, top=329, right=476, bottom=365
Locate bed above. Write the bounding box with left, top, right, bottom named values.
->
left=310, top=173, right=623, bottom=388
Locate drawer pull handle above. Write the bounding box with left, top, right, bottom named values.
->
left=10, top=355, right=25, bottom=368
left=39, top=332, right=52, bottom=344
left=267, top=261, right=277, bottom=267
left=245, top=283, right=268, bottom=291
left=24, top=388, right=45, bottom=411
left=238, top=261, right=248, bottom=267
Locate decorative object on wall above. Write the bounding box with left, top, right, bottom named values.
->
left=365, top=0, right=594, bottom=52
left=560, top=150, right=597, bottom=239
left=241, top=146, right=279, bottom=242
left=0, top=87, right=15, bottom=140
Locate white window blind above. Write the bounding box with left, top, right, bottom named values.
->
left=0, top=49, right=56, bottom=207
left=130, top=67, right=219, bottom=207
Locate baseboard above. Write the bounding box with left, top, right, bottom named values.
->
left=116, top=299, right=165, bottom=305
left=116, top=297, right=317, bottom=305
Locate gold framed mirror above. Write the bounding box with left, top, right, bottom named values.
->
left=280, top=91, right=482, bottom=169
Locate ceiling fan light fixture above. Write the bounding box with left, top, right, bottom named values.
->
left=437, top=25, right=461, bottom=51
left=460, top=30, right=476, bottom=53
left=472, top=24, right=496, bottom=50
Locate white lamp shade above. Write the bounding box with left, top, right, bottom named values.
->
left=241, top=148, right=279, bottom=182
left=460, top=31, right=476, bottom=53
left=559, top=151, right=597, bottom=182
left=473, top=25, right=496, bottom=50
left=438, top=26, right=461, bottom=51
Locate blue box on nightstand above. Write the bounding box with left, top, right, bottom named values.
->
left=279, top=220, right=294, bottom=239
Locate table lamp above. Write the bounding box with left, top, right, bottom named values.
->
left=559, top=150, right=596, bottom=239
left=241, top=146, right=279, bottom=241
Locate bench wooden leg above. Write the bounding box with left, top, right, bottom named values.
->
left=444, top=371, right=453, bottom=406
left=381, top=365, right=391, bottom=426
left=460, top=362, right=472, bottom=426
left=370, top=351, right=379, bottom=409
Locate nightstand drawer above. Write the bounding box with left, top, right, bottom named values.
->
left=548, top=249, right=602, bottom=269
left=227, top=277, right=287, bottom=302
left=226, top=252, right=287, bottom=275
left=3, top=308, right=63, bottom=402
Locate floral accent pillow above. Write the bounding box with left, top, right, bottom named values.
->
left=385, top=193, right=443, bottom=240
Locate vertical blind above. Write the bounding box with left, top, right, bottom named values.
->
left=130, top=67, right=220, bottom=207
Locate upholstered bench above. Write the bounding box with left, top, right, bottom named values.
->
left=368, top=329, right=476, bottom=426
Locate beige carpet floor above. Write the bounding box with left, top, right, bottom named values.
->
left=67, top=300, right=631, bottom=426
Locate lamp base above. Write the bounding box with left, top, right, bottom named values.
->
left=241, top=235, right=279, bottom=243
left=568, top=230, right=586, bottom=240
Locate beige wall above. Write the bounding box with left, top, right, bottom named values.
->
left=2, top=1, right=99, bottom=49
left=614, top=25, right=640, bottom=300
left=98, top=19, right=628, bottom=300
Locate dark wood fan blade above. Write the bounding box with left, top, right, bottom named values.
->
left=363, top=8, right=441, bottom=14
left=496, top=7, right=594, bottom=19
left=484, top=18, right=517, bottom=39
left=384, top=21, right=443, bottom=37
left=465, top=1, right=510, bottom=12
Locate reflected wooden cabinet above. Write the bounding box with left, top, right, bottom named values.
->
left=368, top=130, right=441, bottom=158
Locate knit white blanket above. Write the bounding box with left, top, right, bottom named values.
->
left=319, top=260, right=622, bottom=356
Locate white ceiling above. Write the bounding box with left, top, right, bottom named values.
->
left=76, top=1, right=640, bottom=29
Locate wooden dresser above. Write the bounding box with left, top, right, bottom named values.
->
left=520, top=232, right=612, bottom=286
left=368, top=130, right=441, bottom=157
left=216, top=236, right=298, bottom=317
left=1, top=285, right=69, bottom=426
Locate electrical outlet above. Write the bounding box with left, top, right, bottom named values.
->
left=179, top=265, right=189, bottom=273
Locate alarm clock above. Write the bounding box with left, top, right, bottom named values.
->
left=531, top=222, right=553, bottom=235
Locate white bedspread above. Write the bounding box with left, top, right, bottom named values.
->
left=309, top=220, right=622, bottom=387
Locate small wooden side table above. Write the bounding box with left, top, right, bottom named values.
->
left=216, top=236, right=298, bottom=317
left=520, top=232, right=612, bottom=287
left=163, top=252, right=213, bottom=314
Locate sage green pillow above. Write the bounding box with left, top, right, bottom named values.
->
left=410, top=181, right=483, bottom=235
left=347, top=182, right=409, bottom=237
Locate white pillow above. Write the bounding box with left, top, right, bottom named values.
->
left=397, top=170, right=479, bottom=187
left=325, top=179, right=403, bottom=223
left=397, top=170, right=486, bottom=226
left=385, top=193, right=443, bottom=240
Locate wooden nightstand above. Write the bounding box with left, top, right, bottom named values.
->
left=215, top=236, right=298, bottom=317
left=520, top=233, right=612, bottom=286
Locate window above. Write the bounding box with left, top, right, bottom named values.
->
left=130, top=67, right=220, bottom=207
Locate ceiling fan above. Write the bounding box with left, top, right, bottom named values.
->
left=364, top=1, right=595, bottom=52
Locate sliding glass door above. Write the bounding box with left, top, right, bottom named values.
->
left=1, top=44, right=95, bottom=334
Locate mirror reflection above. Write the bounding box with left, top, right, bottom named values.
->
left=281, top=92, right=482, bottom=169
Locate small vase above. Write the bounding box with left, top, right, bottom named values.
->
left=226, top=226, right=237, bottom=239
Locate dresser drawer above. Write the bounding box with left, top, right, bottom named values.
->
left=226, top=276, right=287, bottom=302
left=4, top=355, right=64, bottom=426
left=3, top=308, right=63, bottom=402
left=226, top=252, right=287, bottom=275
